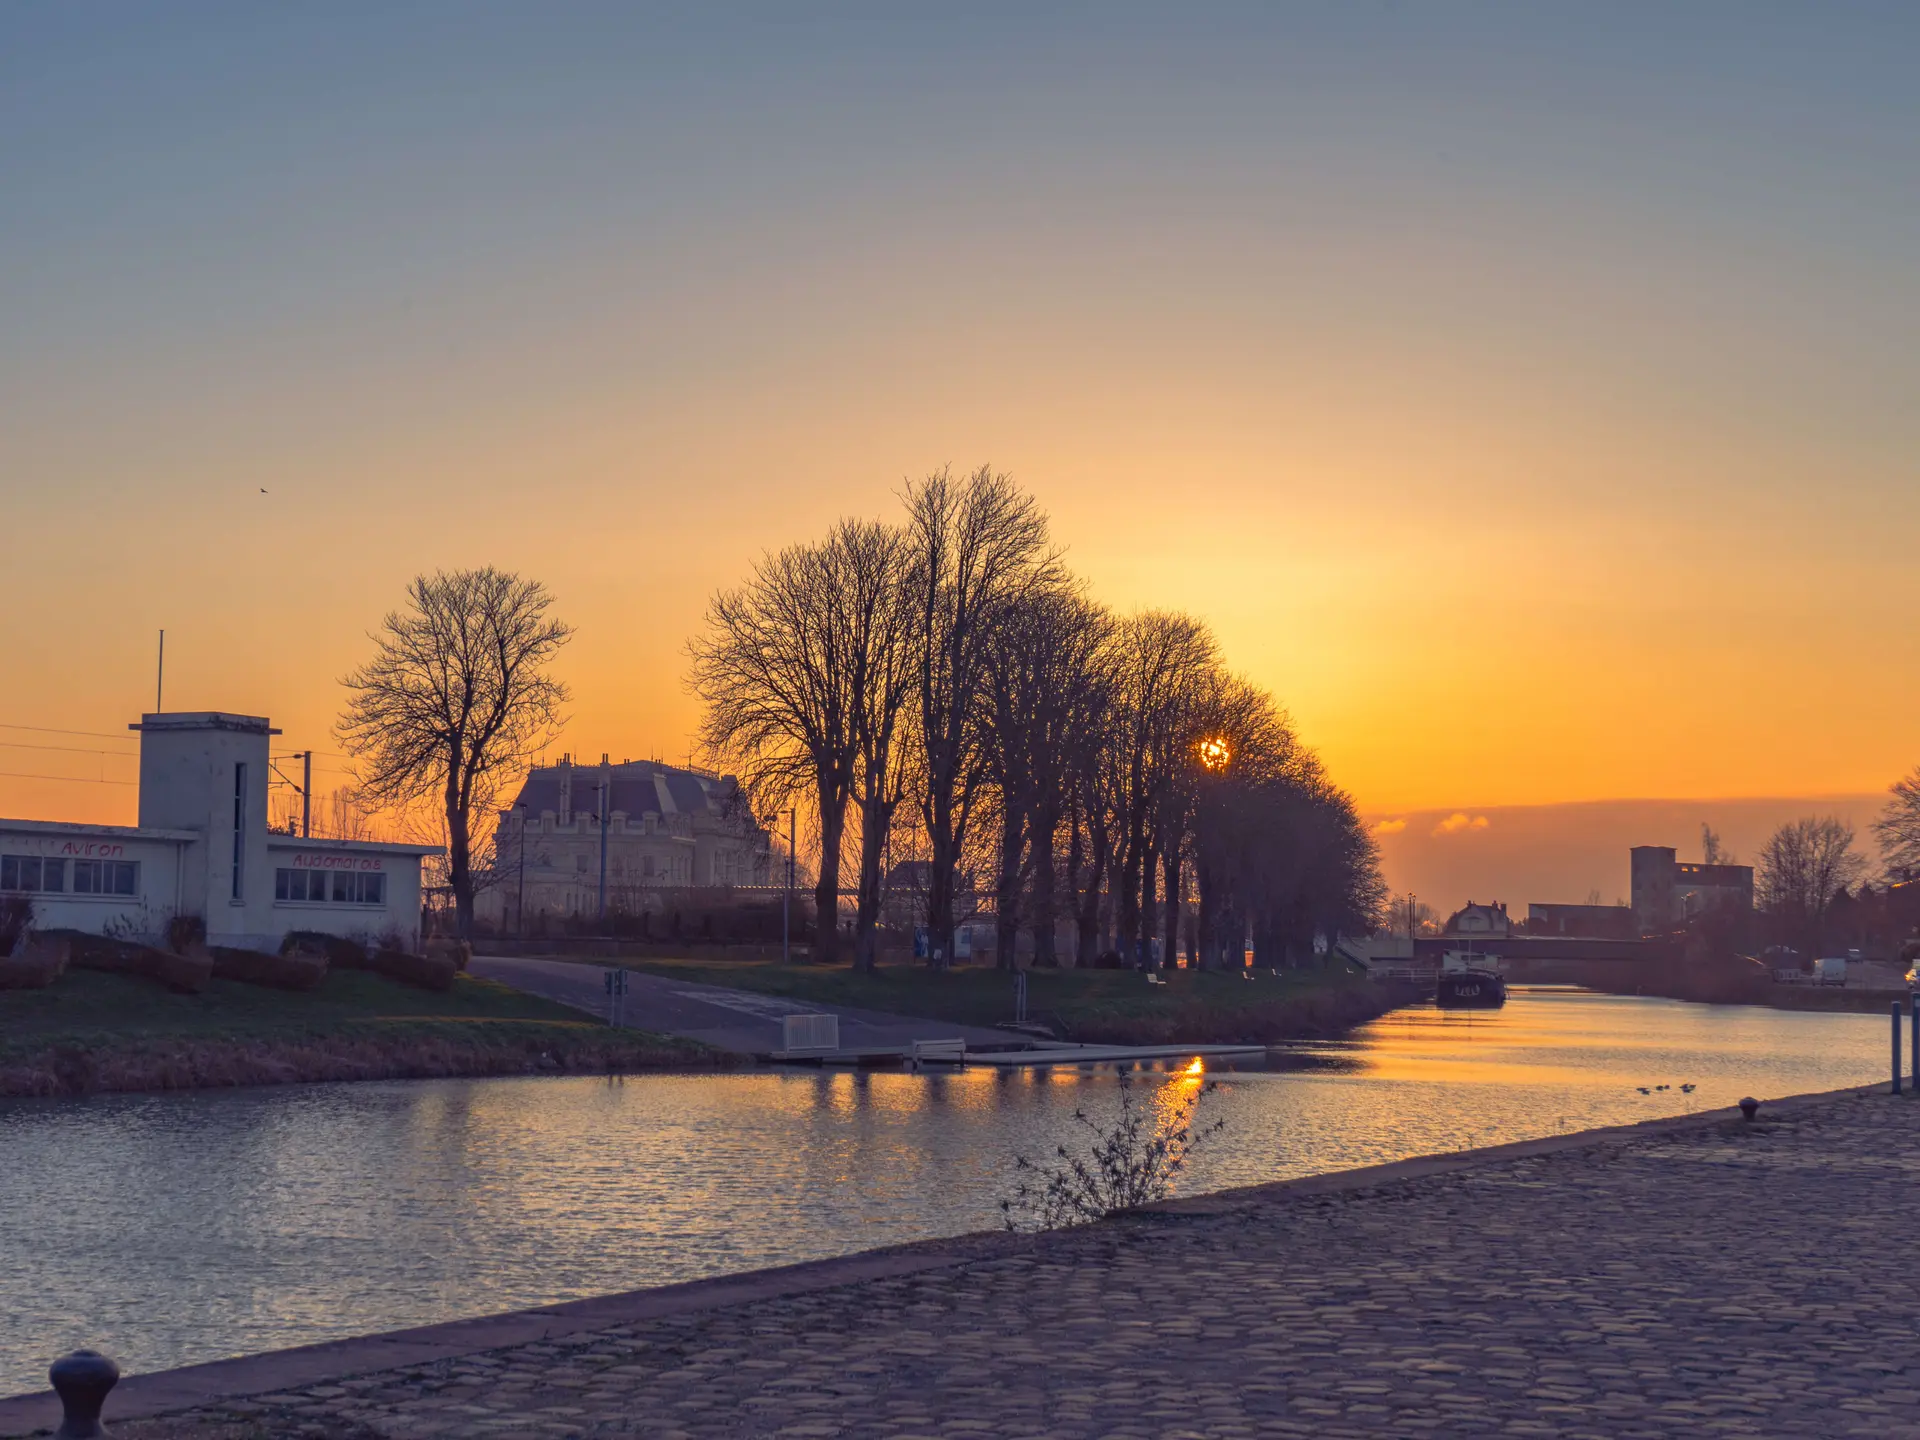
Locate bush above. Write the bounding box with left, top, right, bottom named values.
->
left=209, top=945, right=327, bottom=992
left=166, top=913, right=207, bottom=954
left=282, top=930, right=371, bottom=969
left=1000, top=1068, right=1225, bottom=1231
left=370, top=947, right=457, bottom=992
left=1, top=895, right=33, bottom=956
left=46, top=929, right=212, bottom=994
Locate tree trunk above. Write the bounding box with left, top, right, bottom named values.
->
left=1139, top=836, right=1159, bottom=969
left=926, top=786, right=957, bottom=967
left=1030, top=811, right=1059, bottom=967
left=1161, top=845, right=1181, bottom=970
left=1194, top=858, right=1215, bottom=971
left=814, top=771, right=846, bottom=964
left=995, top=804, right=1025, bottom=971
left=852, top=796, right=890, bottom=974
left=445, top=754, right=473, bottom=942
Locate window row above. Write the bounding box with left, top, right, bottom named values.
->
left=274, top=868, right=386, bottom=906
left=0, top=857, right=139, bottom=896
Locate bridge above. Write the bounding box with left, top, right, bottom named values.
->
left=1343, top=934, right=1661, bottom=992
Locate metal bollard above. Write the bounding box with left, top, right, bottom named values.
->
left=1895, top=1000, right=1905, bottom=1096
left=48, top=1349, right=118, bottom=1440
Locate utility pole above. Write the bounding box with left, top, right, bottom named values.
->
left=300, top=751, right=312, bottom=838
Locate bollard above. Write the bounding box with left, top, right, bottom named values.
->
left=1895, top=1000, right=1905, bottom=1096
left=48, top=1350, right=118, bottom=1440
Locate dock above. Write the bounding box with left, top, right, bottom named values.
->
left=760, top=1041, right=1270, bottom=1067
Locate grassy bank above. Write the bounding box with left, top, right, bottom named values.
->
left=607, top=954, right=1410, bottom=1044
left=0, top=969, right=732, bottom=1099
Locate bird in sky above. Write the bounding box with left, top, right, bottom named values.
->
left=260, top=488, right=268, bottom=494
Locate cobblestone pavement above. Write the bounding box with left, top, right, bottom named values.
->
left=117, top=1093, right=1920, bottom=1439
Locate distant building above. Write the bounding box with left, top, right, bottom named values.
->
left=1630, top=846, right=1754, bottom=932
left=1524, top=902, right=1638, bottom=939
left=477, top=753, right=773, bottom=926
left=1444, top=901, right=1510, bottom=937
left=0, top=712, right=435, bottom=951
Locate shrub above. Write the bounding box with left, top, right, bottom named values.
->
left=0, top=895, right=32, bottom=956
left=165, top=913, right=207, bottom=954
left=282, top=930, right=370, bottom=969
left=999, top=1067, right=1225, bottom=1231
left=210, top=945, right=327, bottom=992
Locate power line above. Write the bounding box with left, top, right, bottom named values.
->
left=0, top=740, right=139, bottom=758
left=1, top=775, right=138, bottom=789
left=0, top=722, right=138, bottom=742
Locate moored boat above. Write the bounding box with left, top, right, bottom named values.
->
left=1436, top=967, right=1507, bottom=1008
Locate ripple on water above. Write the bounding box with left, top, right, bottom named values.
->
left=0, top=989, right=1888, bottom=1395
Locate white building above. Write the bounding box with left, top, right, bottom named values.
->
left=0, top=712, right=437, bottom=952
left=475, top=753, right=773, bottom=927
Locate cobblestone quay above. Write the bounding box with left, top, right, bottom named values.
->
left=21, top=1088, right=1920, bottom=1439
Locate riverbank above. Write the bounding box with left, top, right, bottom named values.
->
left=587, top=953, right=1413, bottom=1044
left=0, top=969, right=733, bottom=1098
left=7, top=1081, right=1911, bottom=1438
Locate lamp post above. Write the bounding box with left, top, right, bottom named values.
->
left=516, top=803, right=529, bottom=939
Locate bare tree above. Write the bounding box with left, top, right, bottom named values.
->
left=337, top=568, right=573, bottom=939
left=1757, top=815, right=1869, bottom=955
left=1701, top=823, right=1731, bottom=865
left=1875, top=766, right=1920, bottom=882
left=689, top=538, right=860, bottom=962
left=835, top=520, right=919, bottom=972
left=979, top=585, right=1113, bottom=968
left=904, top=465, right=1057, bottom=965
left=1104, top=612, right=1219, bottom=966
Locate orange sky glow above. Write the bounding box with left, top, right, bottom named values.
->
left=4, top=7, right=1916, bottom=909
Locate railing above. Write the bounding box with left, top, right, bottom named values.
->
left=781, top=1013, right=839, bottom=1054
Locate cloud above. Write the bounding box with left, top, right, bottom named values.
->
left=1371, top=818, right=1408, bottom=836
left=1431, top=812, right=1491, bottom=837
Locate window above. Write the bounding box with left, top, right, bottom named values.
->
left=1, top=856, right=64, bottom=892
left=231, top=763, right=248, bottom=901
left=72, top=860, right=138, bottom=896
left=327, top=871, right=386, bottom=905
left=274, top=868, right=328, bottom=903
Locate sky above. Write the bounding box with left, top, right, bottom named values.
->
left=3, top=3, right=1917, bottom=904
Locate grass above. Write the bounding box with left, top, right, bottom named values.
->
left=0, top=968, right=590, bottom=1052
left=601, top=953, right=1402, bottom=1044
left=0, top=968, right=730, bottom=1097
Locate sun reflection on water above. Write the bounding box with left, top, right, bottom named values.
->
left=0, top=990, right=1891, bottom=1396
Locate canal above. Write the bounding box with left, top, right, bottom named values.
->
left=0, top=989, right=1893, bottom=1396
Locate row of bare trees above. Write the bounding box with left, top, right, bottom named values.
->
left=689, top=466, right=1386, bottom=971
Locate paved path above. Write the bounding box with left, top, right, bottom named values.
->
left=20, top=1088, right=1920, bottom=1439
left=469, top=955, right=1020, bottom=1056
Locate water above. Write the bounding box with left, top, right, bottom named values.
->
left=0, top=989, right=1892, bottom=1395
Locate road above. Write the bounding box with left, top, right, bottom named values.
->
left=469, top=953, right=1021, bottom=1056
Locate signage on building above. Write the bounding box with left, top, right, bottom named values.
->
left=289, top=853, right=389, bottom=872
left=0, top=836, right=130, bottom=859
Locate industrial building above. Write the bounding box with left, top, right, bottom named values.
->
left=0, top=712, right=437, bottom=951
left=475, top=753, right=774, bottom=927
left=1523, top=844, right=1755, bottom=938
left=1630, top=845, right=1754, bottom=931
